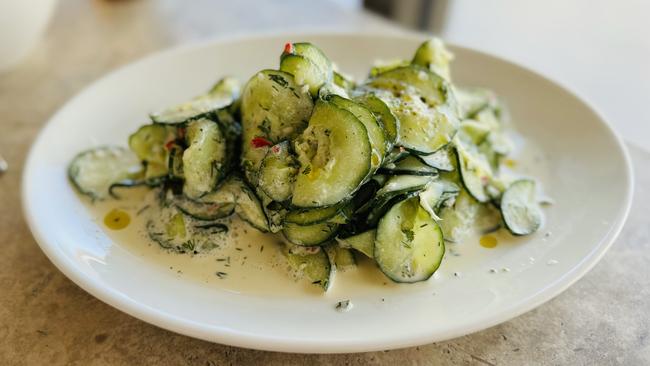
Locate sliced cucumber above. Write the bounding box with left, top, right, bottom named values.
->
left=292, top=99, right=371, bottom=207
left=353, top=94, right=399, bottom=146
left=167, top=144, right=184, bottom=180
left=328, top=94, right=387, bottom=169
left=284, top=244, right=332, bottom=291
left=455, top=87, right=499, bottom=119
left=108, top=176, right=166, bottom=199
left=240, top=70, right=313, bottom=182
left=376, top=174, right=433, bottom=197
left=369, top=59, right=410, bottom=77
left=284, top=205, right=341, bottom=225
left=367, top=174, right=434, bottom=227
left=182, top=118, right=228, bottom=199
left=367, top=65, right=459, bottom=154
left=280, top=54, right=327, bottom=96
left=333, top=71, right=356, bottom=91
left=128, top=124, right=175, bottom=179
left=418, top=179, right=461, bottom=220
left=68, top=146, right=143, bottom=199
left=411, top=38, right=454, bottom=81
left=456, top=141, right=494, bottom=203
left=501, top=179, right=542, bottom=236
left=372, top=65, right=449, bottom=108
left=438, top=189, right=481, bottom=243
left=150, top=77, right=240, bottom=124
left=258, top=141, right=299, bottom=202
left=258, top=190, right=287, bottom=234
left=173, top=195, right=235, bottom=221
left=146, top=204, right=226, bottom=253
left=379, top=155, right=438, bottom=176
left=283, top=221, right=339, bottom=246
left=382, top=147, right=410, bottom=166
left=417, top=145, right=455, bottom=171
left=325, top=245, right=356, bottom=271
left=285, top=42, right=333, bottom=81
left=374, top=196, right=445, bottom=283
left=336, top=229, right=375, bottom=258
left=233, top=180, right=269, bottom=232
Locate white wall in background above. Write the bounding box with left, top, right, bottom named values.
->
left=438, top=0, right=650, bottom=150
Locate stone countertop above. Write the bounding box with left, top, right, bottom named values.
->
left=1, top=1, right=648, bottom=364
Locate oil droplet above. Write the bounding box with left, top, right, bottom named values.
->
left=480, top=235, right=498, bottom=249
left=104, top=209, right=130, bottom=230
left=504, top=158, right=517, bottom=168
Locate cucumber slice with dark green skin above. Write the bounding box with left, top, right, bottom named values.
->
left=456, top=147, right=491, bottom=203
left=416, top=145, right=455, bottom=172
left=166, top=144, right=184, bottom=180
left=366, top=190, right=420, bottom=228
left=68, top=146, right=143, bottom=200
left=378, top=155, right=439, bottom=176
left=283, top=221, right=339, bottom=246
left=366, top=175, right=435, bottom=228
left=367, top=65, right=459, bottom=155
left=235, top=181, right=270, bottom=232
left=284, top=245, right=332, bottom=291
left=353, top=94, right=399, bottom=147
left=182, top=118, right=228, bottom=199
left=501, top=179, right=542, bottom=236
left=173, top=195, right=235, bottom=221
left=373, top=65, right=450, bottom=108
left=146, top=204, right=227, bottom=253
left=284, top=205, right=340, bottom=225
left=240, top=70, right=313, bottom=183
left=291, top=99, right=371, bottom=208
left=280, top=54, right=327, bottom=96
left=257, top=141, right=299, bottom=202
left=257, top=190, right=287, bottom=233
left=336, top=229, right=375, bottom=258
left=411, top=38, right=453, bottom=81
left=374, top=196, right=445, bottom=283
left=382, top=147, right=410, bottom=167
left=376, top=175, right=433, bottom=197
left=108, top=176, right=167, bottom=199
left=128, top=124, right=176, bottom=179
left=328, top=95, right=387, bottom=170
left=284, top=42, right=333, bottom=81
left=150, top=77, right=241, bottom=124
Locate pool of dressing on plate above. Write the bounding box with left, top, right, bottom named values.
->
left=87, top=133, right=550, bottom=298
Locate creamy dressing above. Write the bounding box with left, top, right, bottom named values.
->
left=85, top=136, right=548, bottom=297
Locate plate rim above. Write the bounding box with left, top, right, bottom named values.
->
left=21, top=30, right=634, bottom=353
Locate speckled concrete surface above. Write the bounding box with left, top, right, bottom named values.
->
left=1, top=1, right=649, bottom=365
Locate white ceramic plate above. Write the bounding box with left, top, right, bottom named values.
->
left=23, top=32, right=633, bottom=353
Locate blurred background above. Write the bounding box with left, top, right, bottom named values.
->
left=1, top=0, right=649, bottom=151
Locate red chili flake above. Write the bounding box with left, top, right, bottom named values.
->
left=283, top=42, right=294, bottom=54
left=251, top=137, right=272, bottom=148
left=164, top=140, right=176, bottom=150
left=271, top=145, right=281, bottom=154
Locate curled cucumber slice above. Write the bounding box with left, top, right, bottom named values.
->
left=501, top=179, right=543, bottom=236
left=374, top=197, right=445, bottom=283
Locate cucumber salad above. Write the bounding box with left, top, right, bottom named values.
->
left=68, top=38, right=545, bottom=291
